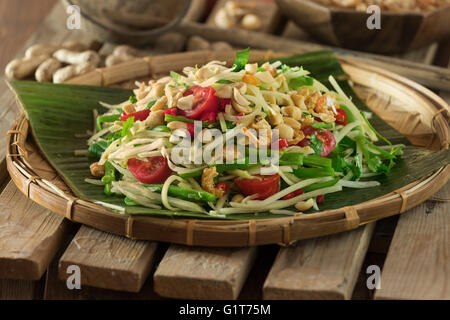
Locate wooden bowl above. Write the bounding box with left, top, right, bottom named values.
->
left=6, top=50, right=450, bottom=247
left=275, top=0, right=450, bottom=54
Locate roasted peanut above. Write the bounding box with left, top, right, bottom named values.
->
left=167, top=121, right=188, bottom=131
left=177, top=94, right=195, bottom=111
left=122, top=103, right=136, bottom=114
left=245, top=63, right=258, bottom=74
left=35, top=58, right=62, bottom=82
left=215, top=85, right=233, bottom=99
left=275, top=123, right=294, bottom=140
left=144, top=110, right=164, bottom=128
left=241, top=14, right=262, bottom=30
left=281, top=106, right=302, bottom=120
left=90, top=162, right=105, bottom=177
left=150, top=95, right=167, bottom=112
left=283, top=117, right=302, bottom=130
left=290, top=93, right=306, bottom=109
left=295, top=198, right=314, bottom=211
left=268, top=110, right=283, bottom=126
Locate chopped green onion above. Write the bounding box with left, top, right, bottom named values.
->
left=152, top=125, right=171, bottom=132
left=312, top=122, right=333, bottom=129
left=144, top=184, right=217, bottom=202
left=279, top=153, right=304, bottom=165
left=96, top=114, right=120, bottom=131
left=293, top=167, right=335, bottom=178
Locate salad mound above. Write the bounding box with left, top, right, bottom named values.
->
left=87, top=49, right=403, bottom=217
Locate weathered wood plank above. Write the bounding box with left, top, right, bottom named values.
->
left=263, top=223, right=375, bottom=299
left=154, top=245, right=257, bottom=300
left=58, top=226, right=158, bottom=293
left=0, top=279, right=45, bottom=300
left=0, top=181, right=70, bottom=280
left=375, top=181, right=450, bottom=300
left=44, top=239, right=163, bottom=299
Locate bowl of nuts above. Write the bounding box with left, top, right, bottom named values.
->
left=275, top=0, right=450, bottom=53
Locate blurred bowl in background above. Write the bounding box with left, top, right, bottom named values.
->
left=62, top=0, right=193, bottom=45
left=275, top=0, right=450, bottom=54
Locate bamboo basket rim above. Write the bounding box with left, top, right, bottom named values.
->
left=6, top=50, right=450, bottom=247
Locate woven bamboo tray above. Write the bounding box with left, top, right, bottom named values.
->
left=6, top=50, right=450, bottom=247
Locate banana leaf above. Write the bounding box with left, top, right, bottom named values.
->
left=8, top=50, right=449, bottom=220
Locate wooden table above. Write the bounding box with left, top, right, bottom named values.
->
left=0, top=0, right=449, bottom=300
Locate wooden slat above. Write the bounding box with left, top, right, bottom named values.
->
left=154, top=245, right=257, bottom=299
left=375, top=181, right=450, bottom=300
left=44, top=240, right=163, bottom=300
left=58, top=226, right=158, bottom=293
left=263, top=224, right=375, bottom=299
left=0, top=182, right=70, bottom=280
left=0, top=279, right=45, bottom=300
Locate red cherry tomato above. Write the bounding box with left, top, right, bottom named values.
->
left=316, top=194, right=325, bottom=203
left=282, top=188, right=303, bottom=200
left=186, top=123, right=195, bottom=137
left=219, top=98, right=231, bottom=112
left=127, top=156, right=172, bottom=184
left=163, top=108, right=177, bottom=116
left=177, top=86, right=219, bottom=120
left=120, top=109, right=150, bottom=122
left=335, top=108, right=347, bottom=125
left=215, top=182, right=230, bottom=195
left=200, top=111, right=217, bottom=122
left=278, top=139, right=289, bottom=149
left=234, top=174, right=280, bottom=200
left=297, top=126, right=336, bottom=157
left=316, top=131, right=336, bottom=157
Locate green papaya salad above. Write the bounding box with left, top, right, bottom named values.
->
left=87, top=49, right=403, bottom=216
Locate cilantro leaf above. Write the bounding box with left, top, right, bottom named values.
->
left=310, top=134, right=323, bottom=156
left=129, top=96, right=137, bottom=104
left=121, top=117, right=134, bottom=138
left=352, top=153, right=363, bottom=180
left=232, top=48, right=250, bottom=72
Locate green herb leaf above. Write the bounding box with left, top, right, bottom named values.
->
left=288, top=76, right=314, bottom=89
left=129, top=95, right=137, bottom=104
left=352, top=153, right=363, bottom=180
left=146, top=100, right=157, bottom=109
left=216, top=79, right=233, bottom=84
left=310, top=134, right=323, bottom=156
left=121, top=116, right=134, bottom=137
left=232, top=48, right=250, bottom=72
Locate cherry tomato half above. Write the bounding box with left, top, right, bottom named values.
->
left=316, top=131, right=336, bottom=157
left=127, top=156, right=172, bottom=184
left=278, top=139, right=289, bottom=149
left=234, top=174, right=280, bottom=200
left=177, top=86, right=219, bottom=120
left=335, top=108, right=347, bottom=126
left=120, top=109, right=150, bottom=122
left=297, top=126, right=336, bottom=157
